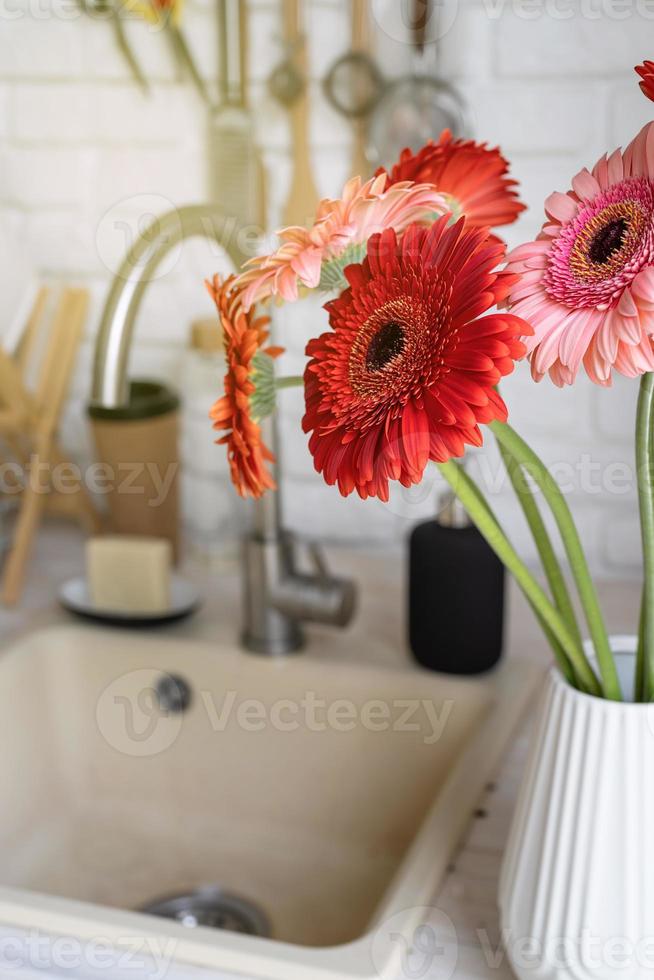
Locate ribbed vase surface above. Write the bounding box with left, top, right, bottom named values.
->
left=499, top=639, right=654, bottom=980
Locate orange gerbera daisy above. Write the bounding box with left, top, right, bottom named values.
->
left=206, top=275, right=283, bottom=498
left=379, top=129, right=525, bottom=230
left=636, top=60, right=654, bottom=102
left=302, top=218, right=530, bottom=501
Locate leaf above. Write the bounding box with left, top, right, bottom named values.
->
left=249, top=352, right=277, bottom=422
left=318, top=242, right=368, bottom=293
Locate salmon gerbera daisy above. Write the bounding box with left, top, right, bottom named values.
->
left=378, top=129, right=526, bottom=230
left=237, top=172, right=448, bottom=311
left=206, top=275, right=283, bottom=498
left=505, top=122, right=654, bottom=386
left=302, top=218, right=530, bottom=501
left=636, top=60, right=654, bottom=102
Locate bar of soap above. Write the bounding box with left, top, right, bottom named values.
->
left=87, top=536, right=172, bottom=613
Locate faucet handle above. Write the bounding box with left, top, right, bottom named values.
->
left=306, top=541, right=330, bottom=582
left=268, top=537, right=357, bottom=629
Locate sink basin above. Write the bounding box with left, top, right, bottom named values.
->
left=0, top=625, right=540, bottom=979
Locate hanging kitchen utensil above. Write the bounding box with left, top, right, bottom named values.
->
left=76, top=0, right=149, bottom=93
left=368, top=0, right=467, bottom=169
left=281, top=0, right=320, bottom=228
left=268, top=36, right=305, bottom=108
left=322, top=0, right=384, bottom=179
left=209, top=0, right=266, bottom=232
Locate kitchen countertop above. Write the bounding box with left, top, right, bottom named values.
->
left=0, top=522, right=641, bottom=979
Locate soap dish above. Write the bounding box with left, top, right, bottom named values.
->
left=58, top=575, right=202, bottom=627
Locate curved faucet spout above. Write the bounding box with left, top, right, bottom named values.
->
left=91, top=204, right=249, bottom=408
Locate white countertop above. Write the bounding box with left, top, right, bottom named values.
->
left=0, top=523, right=641, bottom=980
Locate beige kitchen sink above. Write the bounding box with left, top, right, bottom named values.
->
left=0, top=625, right=539, bottom=979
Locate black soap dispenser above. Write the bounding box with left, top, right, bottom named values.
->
left=408, top=484, right=505, bottom=674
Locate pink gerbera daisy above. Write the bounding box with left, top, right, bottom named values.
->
left=237, top=173, right=448, bottom=311
left=505, top=122, right=654, bottom=386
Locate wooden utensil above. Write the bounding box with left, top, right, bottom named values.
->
left=350, top=0, right=374, bottom=180
left=0, top=286, right=100, bottom=605
left=281, top=0, right=319, bottom=228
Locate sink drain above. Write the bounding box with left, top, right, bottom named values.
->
left=141, top=886, right=270, bottom=937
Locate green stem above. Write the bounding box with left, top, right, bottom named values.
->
left=534, top=614, right=576, bottom=687
left=491, top=421, right=620, bottom=701
left=169, top=25, right=213, bottom=108
left=275, top=376, right=303, bottom=390
left=460, top=456, right=577, bottom=687
left=636, top=372, right=654, bottom=701
left=498, top=441, right=583, bottom=648
left=636, top=587, right=646, bottom=702
left=74, top=0, right=149, bottom=93
left=438, top=460, right=602, bottom=696
left=497, top=440, right=586, bottom=689
left=112, top=12, right=150, bottom=93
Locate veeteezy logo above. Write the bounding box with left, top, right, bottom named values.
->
left=0, top=931, right=177, bottom=980
left=199, top=690, right=455, bottom=745
left=96, top=669, right=458, bottom=757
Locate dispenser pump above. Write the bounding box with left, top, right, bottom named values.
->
left=436, top=487, right=471, bottom=529
left=408, top=471, right=505, bottom=675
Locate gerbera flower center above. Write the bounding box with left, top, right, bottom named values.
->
left=588, top=216, right=627, bottom=265
left=542, top=177, right=654, bottom=309
left=365, top=320, right=405, bottom=371
left=347, top=295, right=437, bottom=406
left=569, top=200, right=645, bottom=284
left=441, top=193, right=464, bottom=223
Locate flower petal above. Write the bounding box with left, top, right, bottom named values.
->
left=544, top=191, right=577, bottom=224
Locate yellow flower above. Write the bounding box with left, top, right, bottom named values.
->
left=121, top=0, right=183, bottom=26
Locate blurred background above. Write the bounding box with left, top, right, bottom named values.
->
left=0, top=0, right=651, bottom=582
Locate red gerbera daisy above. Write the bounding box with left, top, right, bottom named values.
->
left=636, top=60, right=654, bottom=102
left=302, top=218, right=530, bottom=501
left=379, top=129, right=525, bottom=230
left=206, top=275, right=282, bottom=498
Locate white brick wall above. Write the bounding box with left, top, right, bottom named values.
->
left=1, top=0, right=652, bottom=578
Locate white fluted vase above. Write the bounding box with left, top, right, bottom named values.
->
left=499, top=637, right=654, bottom=980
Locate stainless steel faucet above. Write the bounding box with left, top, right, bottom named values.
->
left=91, top=204, right=357, bottom=655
